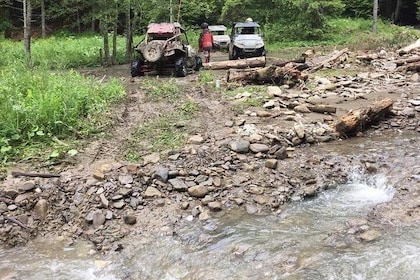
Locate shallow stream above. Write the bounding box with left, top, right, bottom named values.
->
left=1, top=132, right=419, bottom=280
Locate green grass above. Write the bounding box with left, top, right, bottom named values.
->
left=141, top=77, right=180, bottom=101
left=0, top=66, right=125, bottom=163
left=124, top=99, right=199, bottom=159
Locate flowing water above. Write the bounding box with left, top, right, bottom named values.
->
left=1, top=133, right=419, bottom=279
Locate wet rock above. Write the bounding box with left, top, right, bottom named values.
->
left=123, top=215, right=137, bottom=225
left=144, top=186, right=162, bottom=198
left=229, top=139, right=250, bottom=153
left=33, top=199, right=48, bottom=221
left=155, top=166, right=169, bottom=183
left=245, top=204, right=259, bottom=215
left=188, top=134, right=205, bottom=144
left=207, top=201, right=222, bottom=212
left=188, top=185, right=208, bottom=198
left=365, top=162, right=378, bottom=173
left=198, top=211, right=210, bottom=221
left=118, top=174, right=133, bottom=185
left=265, top=159, right=278, bottom=169
left=18, top=181, right=36, bottom=192
left=3, top=188, right=19, bottom=199
left=275, top=147, right=288, bottom=159
left=249, top=143, right=270, bottom=153
left=168, top=178, right=188, bottom=192
left=358, top=229, right=381, bottom=242
left=92, top=210, right=106, bottom=228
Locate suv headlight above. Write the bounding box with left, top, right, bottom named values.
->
left=234, top=41, right=246, bottom=48
left=255, top=42, right=264, bottom=48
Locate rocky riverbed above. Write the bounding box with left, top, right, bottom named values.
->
left=0, top=48, right=419, bottom=253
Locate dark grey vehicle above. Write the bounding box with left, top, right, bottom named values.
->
left=228, top=21, right=266, bottom=60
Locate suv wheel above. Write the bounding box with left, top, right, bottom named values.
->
left=131, top=59, right=144, bottom=77
left=175, top=57, right=187, bottom=77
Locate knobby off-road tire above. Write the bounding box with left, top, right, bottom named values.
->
left=143, top=41, right=164, bottom=62
left=175, top=57, right=187, bottom=77
left=130, top=59, right=144, bottom=77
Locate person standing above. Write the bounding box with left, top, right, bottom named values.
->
left=199, top=22, right=213, bottom=63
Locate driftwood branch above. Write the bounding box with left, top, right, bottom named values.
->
left=268, top=57, right=306, bottom=67
left=307, top=105, right=337, bottom=114
left=397, top=39, right=420, bottom=55
left=397, top=62, right=420, bottom=72
left=332, top=98, right=393, bottom=137
left=227, top=65, right=305, bottom=86
left=5, top=217, right=29, bottom=230
left=393, top=56, right=420, bottom=66
left=12, top=171, right=61, bottom=178
left=306, top=48, right=348, bottom=73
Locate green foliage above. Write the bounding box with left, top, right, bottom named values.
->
left=417, top=0, right=420, bottom=20
left=342, top=0, right=372, bottom=18
left=0, top=66, right=125, bottom=162
left=198, top=70, right=215, bottom=83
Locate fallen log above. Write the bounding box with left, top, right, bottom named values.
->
left=268, top=57, right=306, bottom=67
left=397, top=62, right=420, bottom=72
left=227, top=65, right=305, bottom=86
left=332, top=98, right=393, bottom=137
left=393, top=56, right=420, bottom=66
left=307, top=105, right=337, bottom=114
left=12, top=171, right=61, bottom=178
left=202, top=56, right=266, bottom=70
left=397, top=39, right=420, bottom=55
left=306, top=48, right=349, bottom=73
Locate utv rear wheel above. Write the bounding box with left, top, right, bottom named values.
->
left=143, top=41, right=163, bottom=62
left=175, top=57, right=187, bottom=77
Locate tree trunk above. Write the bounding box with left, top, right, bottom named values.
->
left=203, top=57, right=266, bottom=70
left=23, top=0, right=32, bottom=65
left=101, top=21, right=111, bottom=66
left=41, top=0, right=46, bottom=38
left=332, top=98, right=393, bottom=137
left=112, top=20, right=117, bottom=65
left=125, top=4, right=133, bottom=63
left=305, top=48, right=348, bottom=73
left=372, top=0, right=378, bottom=33
left=394, top=0, right=402, bottom=23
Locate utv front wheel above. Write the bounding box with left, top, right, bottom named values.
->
left=175, top=57, right=187, bottom=77
left=130, top=59, right=144, bottom=77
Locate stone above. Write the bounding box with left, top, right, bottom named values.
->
left=119, top=188, right=132, bottom=197
left=212, top=177, right=222, bottom=187
left=92, top=210, right=105, bottom=228
left=265, top=159, right=278, bottom=169
left=155, top=166, right=169, bottom=183
left=245, top=204, right=259, bottom=215
left=112, top=200, right=125, bottom=209
left=168, top=178, right=187, bottom=192
left=358, top=229, right=381, bottom=242
left=33, top=199, right=48, bottom=221
left=154, top=198, right=165, bottom=207
left=143, top=153, right=160, bottom=164
left=249, top=143, right=270, bottom=153
left=229, top=139, right=250, bottom=153
left=275, top=147, right=288, bottom=160
left=294, top=124, right=305, bottom=139
left=93, top=170, right=105, bottom=180
left=188, top=185, right=208, bottom=198
left=18, top=181, right=36, bottom=192
left=365, top=162, right=378, bottom=173
left=207, top=201, right=222, bottom=212
left=99, top=193, right=109, bottom=208
left=408, top=99, right=420, bottom=106
left=118, top=174, right=133, bottom=185
left=180, top=202, right=189, bottom=210
left=111, top=195, right=123, bottom=201
left=401, top=107, right=415, bottom=118
left=198, top=211, right=210, bottom=221
left=14, top=193, right=31, bottom=204
left=123, top=215, right=137, bottom=225
left=267, top=86, right=282, bottom=97
left=144, top=186, right=162, bottom=198
left=188, top=134, right=205, bottom=144
left=105, top=210, right=113, bottom=220
left=294, top=105, right=311, bottom=113
left=263, top=100, right=276, bottom=109
left=7, top=204, right=18, bottom=211
left=256, top=110, right=272, bottom=117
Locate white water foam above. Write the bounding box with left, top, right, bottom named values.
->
left=343, top=170, right=395, bottom=205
